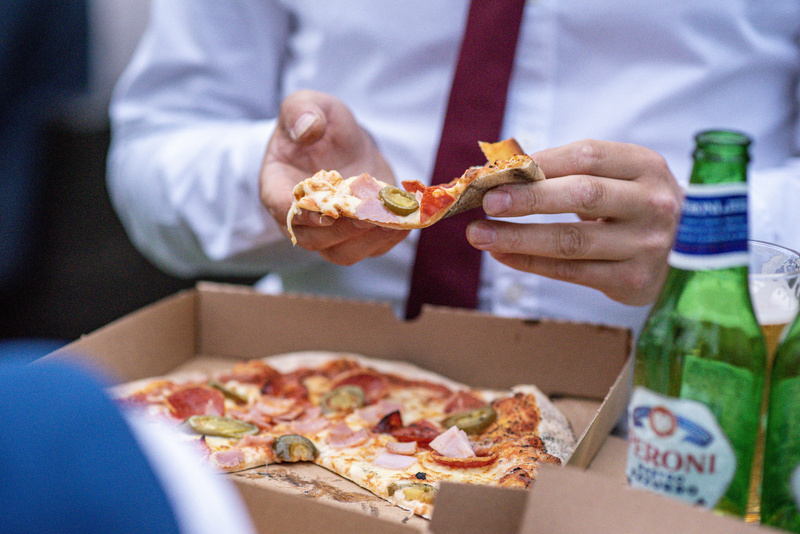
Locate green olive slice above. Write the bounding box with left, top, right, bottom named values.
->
left=185, top=415, right=259, bottom=439
left=387, top=482, right=437, bottom=504
left=208, top=380, right=249, bottom=404
left=320, top=385, right=365, bottom=414
left=378, top=186, right=419, bottom=216
left=272, top=434, right=319, bottom=462
left=441, top=405, right=497, bottom=435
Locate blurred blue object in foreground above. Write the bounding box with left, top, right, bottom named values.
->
left=0, top=358, right=182, bottom=534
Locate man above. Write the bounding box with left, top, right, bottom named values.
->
left=107, top=1, right=800, bottom=333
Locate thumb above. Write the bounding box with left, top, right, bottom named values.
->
left=278, top=90, right=329, bottom=144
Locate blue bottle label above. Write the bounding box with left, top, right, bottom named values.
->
left=669, top=183, right=748, bottom=270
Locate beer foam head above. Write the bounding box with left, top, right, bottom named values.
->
left=750, top=278, right=800, bottom=325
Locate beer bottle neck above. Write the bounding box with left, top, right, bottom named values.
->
left=669, top=130, right=751, bottom=272
left=689, top=130, right=750, bottom=186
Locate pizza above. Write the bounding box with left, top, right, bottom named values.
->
left=114, top=352, right=575, bottom=519
left=286, top=138, right=545, bottom=244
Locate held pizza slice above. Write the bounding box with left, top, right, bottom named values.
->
left=286, top=138, right=545, bottom=244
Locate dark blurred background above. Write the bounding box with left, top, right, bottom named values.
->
left=0, top=0, right=256, bottom=355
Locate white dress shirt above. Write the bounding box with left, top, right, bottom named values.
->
left=107, top=0, right=800, bottom=334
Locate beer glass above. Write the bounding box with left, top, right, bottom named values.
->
left=746, top=239, right=800, bottom=522
left=749, top=240, right=800, bottom=358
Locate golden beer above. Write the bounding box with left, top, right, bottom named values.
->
left=745, top=240, right=800, bottom=523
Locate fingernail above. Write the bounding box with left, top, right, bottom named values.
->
left=352, top=220, right=373, bottom=229
left=483, top=190, right=512, bottom=215
left=290, top=112, right=318, bottom=141
left=313, top=213, right=334, bottom=226
left=467, top=221, right=496, bottom=246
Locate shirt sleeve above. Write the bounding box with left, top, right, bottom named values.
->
left=107, top=0, right=317, bottom=277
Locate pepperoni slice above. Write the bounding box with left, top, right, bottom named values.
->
left=399, top=181, right=457, bottom=225
left=429, top=451, right=498, bottom=468
left=331, top=369, right=388, bottom=403
left=373, top=410, right=403, bottom=434
left=262, top=370, right=310, bottom=401
left=419, top=188, right=456, bottom=224
left=166, top=385, right=225, bottom=420
left=391, top=420, right=440, bottom=447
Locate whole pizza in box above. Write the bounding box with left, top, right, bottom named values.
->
left=114, top=352, right=576, bottom=519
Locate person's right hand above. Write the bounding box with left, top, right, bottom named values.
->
left=260, top=90, right=409, bottom=265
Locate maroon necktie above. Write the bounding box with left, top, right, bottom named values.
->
left=404, top=0, right=526, bottom=319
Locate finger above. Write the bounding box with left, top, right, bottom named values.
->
left=467, top=219, right=648, bottom=262
left=291, top=218, right=371, bottom=252
left=532, top=139, right=670, bottom=181
left=488, top=251, right=663, bottom=306
left=289, top=209, right=335, bottom=228
left=483, top=174, right=643, bottom=220
left=319, top=227, right=410, bottom=266
left=277, top=90, right=330, bottom=144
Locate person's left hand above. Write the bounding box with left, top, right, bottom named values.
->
left=466, top=139, right=683, bottom=306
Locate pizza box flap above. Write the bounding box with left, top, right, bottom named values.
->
left=427, top=482, right=529, bottom=534
left=193, top=282, right=630, bottom=399
left=517, top=464, right=781, bottom=534
left=235, top=480, right=415, bottom=534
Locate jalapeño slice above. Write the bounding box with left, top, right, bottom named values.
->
left=379, top=186, right=419, bottom=216
left=387, top=482, right=437, bottom=504
left=320, top=385, right=365, bottom=414
left=185, top=415, right=258, bottom=439
left=272, top=434, right=319, bottom=462
left=441, top=404, right=497, bottom=435
left=208, top=380, right=249, bottom=404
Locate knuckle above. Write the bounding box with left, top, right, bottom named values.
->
left=620, top=258, right=661, bottom=294
left=555, top=226, right=588, bottom=258
left=525, top=183, right=547, bottom=212
left=645, top=228, right=675, bottom=257
left=573, top=139, right=603, bottom=173
left=571, top=176, right=605, bottom=213
left=648, top=189, right=682, bottom=225
left=644, top=149, right=671, bottom=175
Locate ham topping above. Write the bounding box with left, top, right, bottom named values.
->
left=373, top=451, right=418, bottom=471
left=429, top=426, right=475, bottom=459
left=386, top=440, right=417, bottom=456
left=211, top=449, right=245, bottom=469
left=326, top=421, right=370, bottom=449
left=291, top=408, right=330, bottom=434
left=348, top=173, right=382, bottom=199
left=356, top=400, right=403, bottom=426
left=237, top=433, right=275, bottom=449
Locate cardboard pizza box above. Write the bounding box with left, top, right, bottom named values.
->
left=45, top=282, right=773, bottom=533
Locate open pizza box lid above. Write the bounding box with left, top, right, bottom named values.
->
left=46, top=282, right=772, bottom=533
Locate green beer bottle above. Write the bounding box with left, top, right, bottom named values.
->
left=627, top=130, right=766, bottom=516
left=762, top=311, right=800, bottom=530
